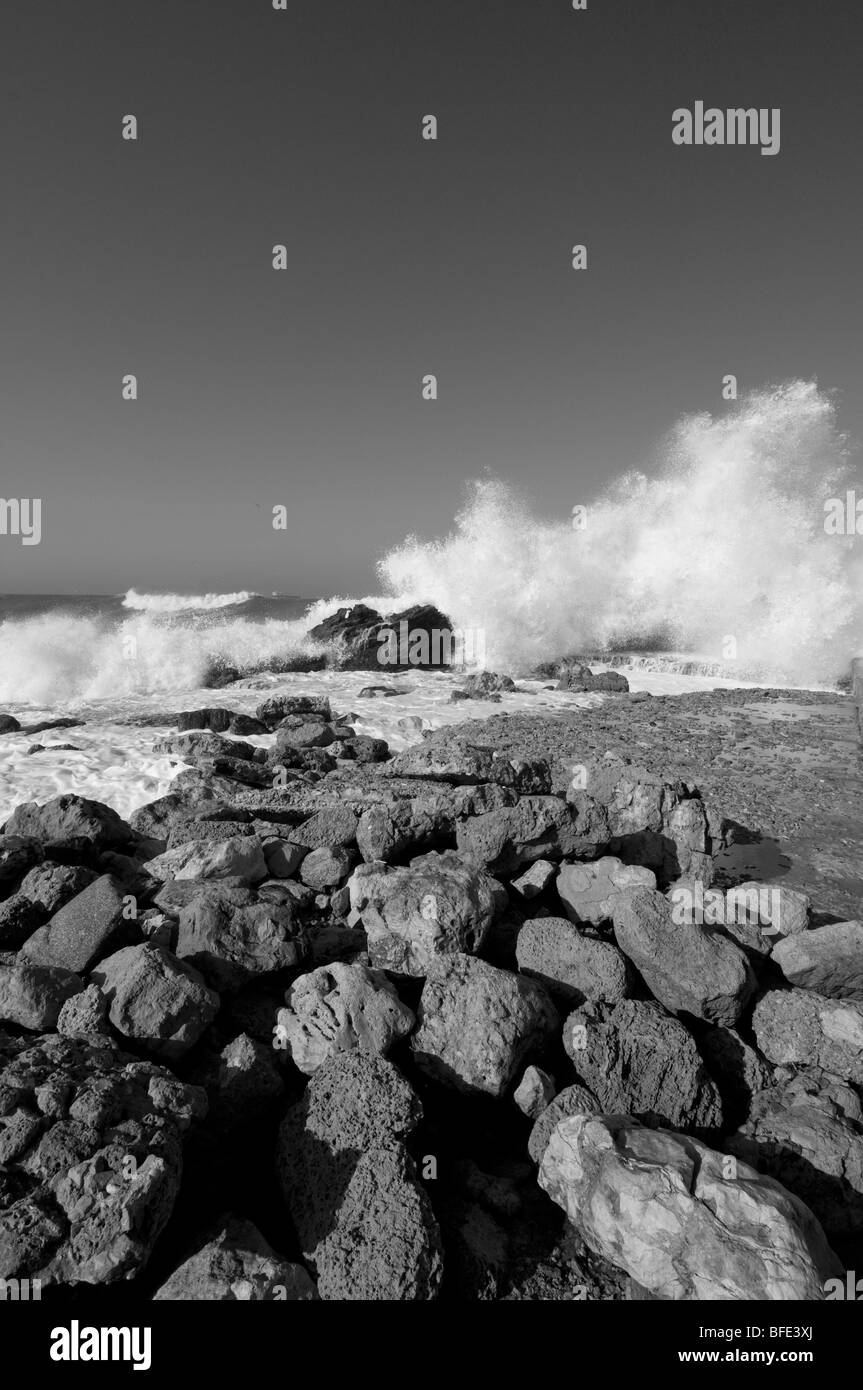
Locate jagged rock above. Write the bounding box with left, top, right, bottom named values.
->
left=195, top=1033, right=283, bottom=1131
left=176, top=709, right=268, bottom=736
left=355, top=782, right=515, bottom=864
left=516, top=916, right=630, bottom=1006
left=0, top=1031, right=206, bottom=1286
left=0, top=894, right=47, bottom=949
left=176, top=885, right=307, bottom=994
left=725, top=881, right=811, bottom=937
left=154, top=731, right=260, bottom=763
left=288, top=804, right=358, bottom=849
left=277, top=1053, right=440, bottom=1299
left=0, top=835, right=44, bottom=886
left=348, top=850, right=505, bottom=976
left=411, top=953, right=558, bottom=1098
left=56, top=983, right=110, bottom=1038
left=21, top=875, right=135, bottom=974
left=557, top=665, right=629, bottom=693
left=92, top=943, right=219, bottom=1059
left=339, top=734, right=389, bottom=763
left=539, top=1113, right=838, bottom=1300
left=527, top=1084, right=601, bottom=1163
left=166, top=819, right=255, bottom=849
left=514, top=1065, right=556, bottom=1119
left=582, top=755, right=715, bottom=883
left=457, top=794, right=610, bottom=874
left=145, top=835, right=268, bottom=884
left=275, top=962, right=415, bottom=1074
left=17, top=862, right=98, bottom=913
left=562, top=998, right=723, bottom=1132
left=153, top=1217, right=317, bottom=1300
left=299, top=847, right=352, bottom=891
left=753, top=989, right=863, bottom=1085
left=390, top=740, right=550, bottom=791
left=772, top=921, right=863, bottom=999
left=557, top=856, right=656, bottom=926
left=612, top=888, right=755, bottom=1027
left=3, top=796, right=132, bottom=852
left=0, top=960, right=85, bottom=1030
left=255, top=694, right=332, bottom=728
left=511, top=860, right=556, bottom=899
left=727, top=1070, right=863, bottom=1237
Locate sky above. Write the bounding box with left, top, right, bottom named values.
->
left=0, top=0, right=861, bottom=595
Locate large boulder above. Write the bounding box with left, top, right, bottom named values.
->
left=539, top=1113, right=838, bottom=1300
left=612, top=888, right=755, bottom=1027
left=3, top=796, right=132, bottom=852
left=144, top=835, right=268, bottom=884
left=348, top=850, right=505, bottom=976
left=176, top=709, right=268, bottom=736
left=0, top=960, right=85, bottom=1030
left=17, top=862, right=98, bottom=913
left=255, top=694, right=332, bottom=727
left=275, top=963, right=415, bottom=1074
left=390, top=740, right=550, bottom=792
left=153, top=1217, right=317, bottom=1300
left=772, top=921, right=863, bottom=999
left=456, top=795, right=610, bottom=874
left=308, top=603, right=454, bottom=672
left=562, top=998, right=723, bottom=1133
left=581, top=755, right=716, bottom=883
left=277, top=1053, right=441, bottom=1299
left=355, top=782, right=515, bottom=864
left=0, top=835, right=44, bottom=886
left=92, top=943, right=219, bottom=1059
left=727, top=1070, right=863, bottom=1237
left=556, top=857, right=656, bottom=927
left=0, top=1031, right=206, bottom=1286
left=411, top=953, right=558, bottom=1098
left=753, top=989, right=863, bottom=1086
left=21, top=875, right=135, bottom=974
left=176, top=885, right=307, bottom=994
left=516, top=916, right=631, bottom=1006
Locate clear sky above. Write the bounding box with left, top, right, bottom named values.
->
left=1, top=0, right=861, bottom=594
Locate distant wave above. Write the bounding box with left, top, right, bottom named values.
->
left=121, top=588, right=259, bottom=612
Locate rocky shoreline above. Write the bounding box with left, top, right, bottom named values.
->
left=1, top=664, right=861, bottom=1302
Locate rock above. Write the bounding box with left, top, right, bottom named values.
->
left=514, top=1065, right=556, bottom=1119
left=299, top=846, right=352, bottom=891
left=277, top=1053, right=440, bottom=1299
left=0, top=716, right=21, bottom=733
left=612, top=888, right=755, bottom=1027
left=390, top=740, right=550, bottom=791
left=411, top=953, right=558, bottom=1098
left=275, top=963, right=415, bottom=1074
left=21, top=875, right=135, bottom=974
left=727, top=1070, right=863, bottom=1237
left=753, top=989, right=863, bottom=1086
left=92, top=943, right=219, bottom=1059
left=145, top=835, right=268, bottom=884
left=0, top=835, right=44, bottom=886
left=355, top=782, right=514, bottom=864
left=460, top=671, right=517, bottom=696
left=539, top=1113, right=838, bottom=1300
left=262, top=838, right=307, bottom=878
left=155, top=731, right=260, bottom=762
left=166, top=819, right=255, bottom=849
left=557, top=856, right=657, bottom=926
left=3, top=796, right=132, bottom=852
left=289, top=805, right=358, bottom=849
left=357, top=686, right=401, bottom=698
left=17, top=862, right=98, bottom=913
left=516, top=916, right=630, bottom=1007
left=342, top=734, right=390, bottom=763
left=583, top=755, right=715, bottom=883
left=175, top=885, right=307, bottom=994
left=0, top=1031, right=206, bottom=1286
left=255, top=694, right=332, bottom=727
left=725, top=881, right=811, bottom=937
left=197, top=1033, right=283, bottom=1131
left=697, top=1023, right=773, bottom=1129
left=308, top=602, right=453, bottom=673
left=557, top=665, right=629, bottom=693
left=562, top=998, right=723, bottom=1132
left=511, top=860, right=556, bottom=899
left=176, top=709, right=268, bottom=736
left=56, top=983, right=110, bottom=1038
left=527, top=1084, right=601, bottom=1163
left=348, top=850, right=506, bottom=976
left=275, top=721, right=336, bottom=751
left=153, top=1217, right=317, bottom=1300
left=0, top=894, right=47, bottom=949
left=0, top=960, right=85, bottom=1030
left=457, top=794, right=611, bottom=874
left=772, top=921, right=863, bottom=999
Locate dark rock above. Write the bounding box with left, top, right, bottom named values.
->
left=22, top=875, right=136, bottom=974
left=92, top=943, right=220, bottom=1059
left=4, top=796, right=132, bottom=852
left=176, top=885, right=307, bottom=994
